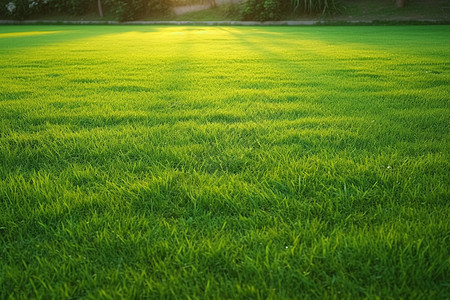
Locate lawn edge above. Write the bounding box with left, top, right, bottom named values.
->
left=1, top=19, right=449, bottom=25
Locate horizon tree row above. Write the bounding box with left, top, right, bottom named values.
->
left=0, top=0, right=339, bottom=21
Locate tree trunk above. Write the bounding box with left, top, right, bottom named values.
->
left=396, top=0, right=405, bottom=8
left=98, top=0, right=104, bottom=17
left=210, top=0, right=216, bottom=8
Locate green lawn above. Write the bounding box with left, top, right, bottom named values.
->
left=0, top=25, right=449, bottom=299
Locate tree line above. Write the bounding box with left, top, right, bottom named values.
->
left=0, top=0, right=339, bottom=21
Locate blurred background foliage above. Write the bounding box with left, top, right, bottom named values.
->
left=0, top=0, right=340, bottom=21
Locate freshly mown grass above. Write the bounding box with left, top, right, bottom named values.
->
left=0, top=25, right=449, bottom=298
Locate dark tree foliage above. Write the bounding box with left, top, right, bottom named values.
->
left=0, top=0, right=47, bottom=19
left=48, top=0, right=93, bottom=15
left=0, top=0, right=170, bottom=20
left=147, top=0, right=170, bottom=16
left=240, top=0, right=287, bottom=21
left=0, top=0, right=337, bottom=21
left=241, top=0, right=338, bottom=21
left=0, top=0, right=93, bottom=19
left=105, top=0, right=171, bottom=21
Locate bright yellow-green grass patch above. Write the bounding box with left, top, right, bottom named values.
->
left=0, top=25, right=449, bottom=298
